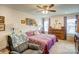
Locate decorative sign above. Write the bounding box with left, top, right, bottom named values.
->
left=0, top=16, right=4, bottom=24
left=0, top=16, right=5, bottom=31
left=0, top=24, right=5, bottom=31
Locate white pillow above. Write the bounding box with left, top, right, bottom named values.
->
left=34, top=31, right=40, bottom=35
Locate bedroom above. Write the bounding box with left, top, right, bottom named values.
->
left=0, top=4, right=79, bottom=54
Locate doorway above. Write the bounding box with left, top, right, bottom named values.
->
left=42, top=17, right=50, bottom=33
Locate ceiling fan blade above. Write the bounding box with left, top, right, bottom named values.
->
left=37, top=5, right=43, bottom=9
left=49, top=4, right=54, bottom=8
left=48, top=10, right=56, bottom=12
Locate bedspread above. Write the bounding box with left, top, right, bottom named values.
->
left=28, top=34, right=57, bottom=54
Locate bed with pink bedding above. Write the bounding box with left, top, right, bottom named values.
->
left=28, top=34, right=57, bottom=54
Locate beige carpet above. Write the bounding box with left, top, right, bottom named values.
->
left=49, top=40, right=76, bottom=54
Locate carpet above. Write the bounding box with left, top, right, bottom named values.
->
left=49, top=40, right=76, bottom=54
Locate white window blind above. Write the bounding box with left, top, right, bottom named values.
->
left=67, top=18, right=76, bottom=34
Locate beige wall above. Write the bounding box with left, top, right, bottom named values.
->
left=0, top=5, right=40, bottom=33
left=0, top=5, right=39, bottom=50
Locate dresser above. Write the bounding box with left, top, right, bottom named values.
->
left=48, top=26, right=65, bottom=40
left=74, top=33, right=79, bottom=54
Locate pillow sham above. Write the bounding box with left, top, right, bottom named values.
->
left=26, top=31, right=34, bottom=36
left=34, top=31, right=40, bottom=35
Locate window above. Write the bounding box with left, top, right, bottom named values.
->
left=67, top=19, right=76, bottom=34
left=42, top=18, right=50, bottom=33
left=44, top=20, right=49, bottom=32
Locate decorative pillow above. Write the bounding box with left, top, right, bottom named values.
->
left=28, top=43, right=40, bottom=50
left=26, top=31, right=34, bottom=36
left=34, top=31, right=40, bottom=35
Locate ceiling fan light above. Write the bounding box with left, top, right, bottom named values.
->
left=42, top=10, right=48, bottom=14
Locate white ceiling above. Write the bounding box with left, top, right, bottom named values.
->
left=1, top=4, right=79, bottom=17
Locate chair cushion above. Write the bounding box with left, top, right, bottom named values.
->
left=28, top=43, right=40, bottom=50
left=23, top=49, right=42, bottom=54
left=14, top=42, right=28, bottom=53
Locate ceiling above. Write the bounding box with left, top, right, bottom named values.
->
left=1, top=4, right=79, bottom=17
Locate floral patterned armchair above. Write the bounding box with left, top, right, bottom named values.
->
left=7, top=34, right=43, bottom=54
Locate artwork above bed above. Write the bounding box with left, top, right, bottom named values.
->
left=26, top=18, right=37, bottom=26
left=21, top=18, right=37, bottom=26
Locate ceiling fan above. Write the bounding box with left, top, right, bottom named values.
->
left=36, top=4, right=56, bottom=14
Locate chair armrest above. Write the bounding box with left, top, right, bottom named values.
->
left=28, top=43, right=40, bottom=50
left=10, top=51, right=20, bottom=54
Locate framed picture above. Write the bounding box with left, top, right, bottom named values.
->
left=26, top=18, right=37, bottom=26
left=26, top=18, right=33, bottom=25
left=0, top=24, right=5, bottom=31
left=0, top=16, right=5, bottom=24
left=21, top=20, right=25, bottom=24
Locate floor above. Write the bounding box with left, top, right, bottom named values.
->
left=49, top=35, right=76, bottom=54
left=0, top=48, right=9, bottom=54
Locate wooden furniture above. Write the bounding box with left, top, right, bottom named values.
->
left=48, top=26, right=65, bottom=40
left=74, top=33, right=79, bottom=54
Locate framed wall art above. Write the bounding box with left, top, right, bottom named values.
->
left=0, top=24, right=5, bottom=31
left=26, top=18, right=37, bottom=26
left=0, top=16, right=5, bottom=31
left=21, top=20, right=26, bottom=24
left=0, top=16, right=5, bottom=24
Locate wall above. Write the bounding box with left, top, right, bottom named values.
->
left=0, top=5, right=40, bottom=50
left=0, top=5, right=39, bottom=33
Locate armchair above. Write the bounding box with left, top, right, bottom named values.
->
left=8, top=36, right=42, bottom=54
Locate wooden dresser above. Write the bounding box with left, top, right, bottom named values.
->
left=48, top=26, right=65, bottom=40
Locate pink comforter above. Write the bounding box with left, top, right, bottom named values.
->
left=28, top=34, right=57, bottom=54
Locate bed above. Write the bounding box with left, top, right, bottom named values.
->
left=27, top=33, right=57, bottom=54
